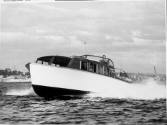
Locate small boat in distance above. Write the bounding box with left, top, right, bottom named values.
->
left=26, top=55, right=133, bottom=98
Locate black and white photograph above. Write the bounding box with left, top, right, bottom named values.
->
left=0, top=0, right=166, bottom=124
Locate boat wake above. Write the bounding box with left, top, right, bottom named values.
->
left=2, top=78, right=165, bottom=100
left=5, top=87, right=36, bottom=96
left=89, top=78, right=166, bottom=100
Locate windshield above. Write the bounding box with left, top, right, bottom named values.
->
left=36, top=56, right=71, bottom=67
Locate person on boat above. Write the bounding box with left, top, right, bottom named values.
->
left=100, top=55, right=109, bottom=66
left=120, top=71, right=128, bottom=78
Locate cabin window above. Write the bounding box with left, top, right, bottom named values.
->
left=48, top=57, right=55, bottom=65
left=37, top=56, right=71, bottom=67
left=68, top=58, right=80, bottom=69
left=98, top=64, right=104, bottom=74
left=51, top=63, right=55, bottom=66
left=81, top=61, right=97, bottom=73
left=104, top=66, right=109, bottom=76
left=93, top=63, right=97, bottom=73
left=81, top=61, right=87, bottom=71
left=43, top=61, right=48, bottom=65
left=36, top=60, right=43, bottom=64
left=55, top=64, right=60, bottom=67
left=97, top=64, right=111, bottom=76
left=89, top=62, right=94, bottom=72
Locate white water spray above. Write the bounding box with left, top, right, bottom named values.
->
left=5, top=87, right=36, bottom=96
left=89, top=78, right=166, bottom=100
left=4, top=78, right=165, bottom=100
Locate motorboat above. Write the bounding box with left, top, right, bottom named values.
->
left=26, top=55, right=133, bottom=98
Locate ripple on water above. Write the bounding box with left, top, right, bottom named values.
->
left=0, top=82, right=166, bottom=124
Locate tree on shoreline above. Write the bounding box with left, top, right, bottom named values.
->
left=0, top=68, right=29, bottom=78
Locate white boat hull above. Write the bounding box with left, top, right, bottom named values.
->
left=30, top=63, right=128, bottom=98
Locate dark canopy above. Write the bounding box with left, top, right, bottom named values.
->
left=37, top=56, right=71, bottom=67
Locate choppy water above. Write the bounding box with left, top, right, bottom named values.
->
left=0, top=80, right=166, bottom=124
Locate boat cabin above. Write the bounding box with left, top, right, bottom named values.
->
left=36, top=55, right=116, bottom=78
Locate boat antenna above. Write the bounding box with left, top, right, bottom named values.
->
left=154, top=66, right=157, bottom=76
left=83, top=41, right=87, bottom=53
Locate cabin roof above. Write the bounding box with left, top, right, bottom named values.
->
left=37, top=55, right=114, bottom=67
left=37, top=56, right=71, bottom=61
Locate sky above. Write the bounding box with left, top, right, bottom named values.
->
left=0, top=0, right=166, bottom=74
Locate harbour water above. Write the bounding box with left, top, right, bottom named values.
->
left=0, top=80, right=166, bottom=124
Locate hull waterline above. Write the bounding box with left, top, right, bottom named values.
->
left=30, top=63, right=129, bottom=98
left=32, top=85, right=89, bottom=98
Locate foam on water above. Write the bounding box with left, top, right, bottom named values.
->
left=3, top=78, right=166, bottom=100
left=89, top=78, right=166, bottom=100
left=5, top=87, right=36, bottom=96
